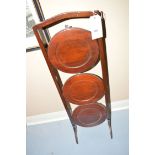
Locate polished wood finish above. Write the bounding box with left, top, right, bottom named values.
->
left=72, top=103, right=107, bottom=127
left=33, top=10, right=112, bottom=143
left=63, top=73, right=105, bottom=105
left=98, top=38, right=112, bottom=138
left=48, top=27, right=99, bottom=73
left=33, top=11, right=95, bottom=30
left=96, top=10, right=112, bottom=138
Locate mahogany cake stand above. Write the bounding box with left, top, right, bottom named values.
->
left=33, top=10, right=112, bottom=144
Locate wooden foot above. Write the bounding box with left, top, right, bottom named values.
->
left=73, top=125, right=78, bottom=144
left=108, top=119, right=113, bottom=139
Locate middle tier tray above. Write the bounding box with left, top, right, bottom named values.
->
left=63, top=73, right=105, bottom=105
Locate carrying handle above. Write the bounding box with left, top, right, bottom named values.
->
left=33, top=11, right=102, bottom=31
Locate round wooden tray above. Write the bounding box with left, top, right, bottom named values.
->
left=72, top=103, right=107, bottom=127
left=48, top=27, right=99, bottom=73
left=62, top=73, right=105, bottom=105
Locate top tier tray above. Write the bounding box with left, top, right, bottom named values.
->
left=48, top=27, right=99, bottom=73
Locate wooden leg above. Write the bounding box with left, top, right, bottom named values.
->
left=97, top=37, right=112, bottom=139
left=105, top=92, right=113, bottom=139
left=104, top=91, right=112, bottom=138
left=73, top=125, right=78, bottom=144
left=34, top=27, right=79, bottom=144
left=108, top=119, right=113, bottom=139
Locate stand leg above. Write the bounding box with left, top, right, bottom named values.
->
left=108, top=119, right=113, bottom=139
left=73, top=125, right=78, bottom=144
left=34, top=26, right=79, bottom=144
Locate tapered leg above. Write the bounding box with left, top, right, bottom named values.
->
left=108, top=119, right=113, bottom=139
left=73, top=125, right=78, bottom=144
left=105, top=95, right=113, bottom=139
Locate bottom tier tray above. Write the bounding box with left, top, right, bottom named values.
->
left=72, top=103, right=107, bottom=127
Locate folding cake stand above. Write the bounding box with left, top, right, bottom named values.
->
left=33, top=10, right=112, bottom=144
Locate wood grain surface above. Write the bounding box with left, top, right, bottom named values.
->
left=48, top=27, right=99, bottom=73
left=63, top=73, right=105, bottom=105
left=72, top=103, right=107, bottom=127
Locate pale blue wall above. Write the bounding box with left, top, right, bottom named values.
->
left=27, top=109, right=128, bottom=155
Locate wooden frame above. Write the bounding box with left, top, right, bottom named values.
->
left=33, top=10, right=112, bottom=143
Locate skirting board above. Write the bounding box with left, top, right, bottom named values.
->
left=27, top=99, right=129, bottom=126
